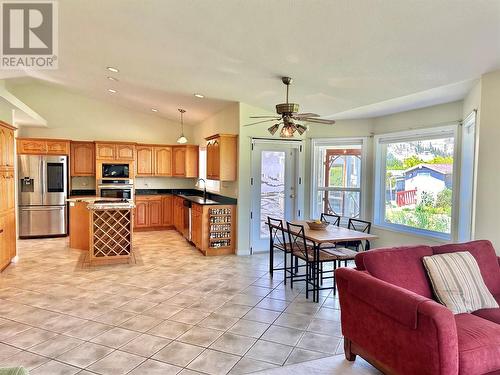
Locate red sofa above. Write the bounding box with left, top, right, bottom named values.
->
left=336, top=240, right=500, bottom=375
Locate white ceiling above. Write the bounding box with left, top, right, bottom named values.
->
left=2, top=0, right=500, bottom=123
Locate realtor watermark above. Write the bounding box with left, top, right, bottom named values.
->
left=1, top=1, right=58, bottom=69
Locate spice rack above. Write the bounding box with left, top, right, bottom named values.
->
left=209, top=207, right=233, bottom=249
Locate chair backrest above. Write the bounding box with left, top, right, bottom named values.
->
left=320, top=213, right=340, bottom=226
left=286, top=222, right=309, bottom=259
left=267, top=217, right=288, bottom=251
left=348, top=218, right=371, bottom=233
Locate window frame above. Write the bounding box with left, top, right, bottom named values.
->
left=310, top=137, right=369, bottom=221
left=198, top=146, right=220, bottom=193
left=373, top=125, right=459, bottom=241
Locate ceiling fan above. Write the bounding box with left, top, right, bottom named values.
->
left=245, top=76, right=335, bottom=138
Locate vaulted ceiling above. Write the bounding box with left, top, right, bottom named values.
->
left=2, top=0, right=500, bottom=123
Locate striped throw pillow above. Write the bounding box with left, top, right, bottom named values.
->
left=422, top=251, right=499, bottom=314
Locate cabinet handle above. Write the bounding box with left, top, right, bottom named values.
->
left=0, top=229, right=3, bottom=234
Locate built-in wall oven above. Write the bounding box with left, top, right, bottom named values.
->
left=97, top=179, right=134, bottom=200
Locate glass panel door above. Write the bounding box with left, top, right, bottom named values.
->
left=251, top=142, right=300, bottom=252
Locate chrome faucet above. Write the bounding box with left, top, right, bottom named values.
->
left=196, top=178, right=207, bottom=202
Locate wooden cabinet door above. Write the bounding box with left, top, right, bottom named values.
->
left=155, top=146, right=172, bottom=176
left=206, top=142, right=213, bottom=179
left=173, top=147, right=186, bottom=177
left=5, top=129, right=14, bottom=167
left=116, top=144, right=135, bottom=160
left=96, top=143, right=115, bottom=160
left=6, top=211, right=16, bottom=259
left=162, top=195, right=173, bottom=225
left=173, top=196, right=184, bottom=232
left=149, top=199, right=162, bottom=227
left=5, top=170, right=15, bottom=211
left=47, top=140, right=70, bottom=155
left=212, top=140, right=220, bottom=179
left=0, top=173, right=6, bottom=212
left=17, top=139, right=47, bottom=154
left=71, top=142, right=95, bottom=176
left=136, top=146, right=153, bottom=176
left=134, top=200, right=149, bottom=228
left=0, top=216, right=8, bottom=270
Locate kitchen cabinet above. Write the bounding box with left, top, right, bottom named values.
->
left=155, top=146, right=172, bottom=176
left=205, top=134, right=237, bottom=181
left=173, top=195, right=184, bottom=232
left=0, top=121, right=16, bottom=272
left=95, top=142, right=135, bottom=161
left=136, top=146, right=154, bottom=176
left=17, top=138, right=70, bottom=155
left=134, top=195, right=174, bottom=230
left=191, top=203, right=203, bottom=249
left=70, top=141, right=95, bottom=176
left=162, top=195, right=173, bottom=225
left=172, top=145, right=198, bottom=178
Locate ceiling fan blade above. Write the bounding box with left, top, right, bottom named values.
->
left=249, top=115, right=281, bottom=119
left=243, top=119, right=280, bottom=127
left=294, top=113, right=320, bottom=118
left=300, top=117, right=336, bottom=125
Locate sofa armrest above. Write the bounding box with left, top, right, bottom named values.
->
left=336, top=267, right=458, bottom=375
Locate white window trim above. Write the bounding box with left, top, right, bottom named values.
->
left=310, top=137, right=369, bottom=220
left=198, top=146, right=220, bottom=193
left=373, top=125, right=459, bottom=241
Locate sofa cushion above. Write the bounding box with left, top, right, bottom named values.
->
left=355, top=245, right=434, bottom=298
left=473, top=308, right=500, bottom=325
left=455, top=313, right=500, bottom=375
left=432, top=240, right=500, bottom=295
left=422, top=251, right=499, bottom=314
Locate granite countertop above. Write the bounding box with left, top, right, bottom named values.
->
left=66, top=196, right=99, bottom=203
left=87, top=201, right=135, bottom=210
left=178, top=195, right=220, bottom=205
left=135, top=188, right=237, bottom=205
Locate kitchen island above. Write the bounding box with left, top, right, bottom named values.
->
left=67, top=197, right=135, bottom=265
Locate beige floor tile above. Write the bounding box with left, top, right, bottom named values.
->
left=187, top=349, right=240, bottom=375
left=284, top=347, right=329, bottom=365
left=177, top=326, right=223, bottom=347
left=228, top=294, right=264, bottom=307
left=210, top=333, right=256, bottom=356
left=119, top=314, right=163, bottom=333
left=296, top=332, right=341, bottom=354
left=198, top=314, right=239, bottom=331
left=228, top=320, right=270, bottom=339
left=0, top=321, right=32, bottom=340
left=64, top=321, right=113, bottom=340
left=255, top=298, right=289, bottom=312
left=0, top=350, right=50, bottom=370
left=261, top=325, right=303, bottom=346
left=119, top=299, right=158, bottom=314
left=153, top=341, right=204, bottom=367
left=245, top=340, right=293, bottom=365
left=57, top=342, right=114, bottom=368
left=29, top=335, right=83, bottom=358
left=87, top=350, right=145, bottom=375
left=91, top=327, right=139, bottom=348
left=30, top=359, right=81, bottom=375
left=169, top=309, right=211, bottom=325
left=314, top=307, right=341, bottom=321
left=0, top=342, right=22, bottom=360
left=148, top=320, right=193, bottom=340
left=229, top=357, right=278, bottom=374
left=283, top=302, right=321, bottom=316
left=143, top=304, right=183, bottom=320
left=243, top=308, right=281, bottom=324
left=307, top=318, right=342, bottom=337
left=127, top=358, right=182, bottom=375
left=4, top=327, right=58, bottom=349
left=93, top=309, right=137, bottom=325
left=40, top=315, right=88, bottom=334
left=120, top=333, right=170, bottom=357
left=215, top=303, right=252, bottom=318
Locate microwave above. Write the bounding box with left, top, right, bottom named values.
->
left=102, top=164, right=129, bottom=178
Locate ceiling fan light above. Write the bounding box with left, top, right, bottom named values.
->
left=268, top=124, right=280, bottom=136
left=280, top=124, right=295, bottom=138
left=296, top=124, right=308, bottom=135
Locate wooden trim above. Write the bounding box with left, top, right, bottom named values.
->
left=0, top=121, right=16, bottom=130
left=344, top=338, right=398, bottom=375
left=205, top=133, right=238, bottom=141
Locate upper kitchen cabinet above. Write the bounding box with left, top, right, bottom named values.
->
left=0, top=121, right=15, bottom=167
left=173, top=145, right=198, bottom=178
left=95, top=142, right=135, bottom=161
left=205, top=134, right=237, bottom=181
left=70, top=141, right=95, bottom=176
left=136, top=145, right=154, bottom=176
left=17, top=138, right=70, bottom=155
left=136, top=145, right=172, bottom=176
left=154, top=146, right=172, bottom=176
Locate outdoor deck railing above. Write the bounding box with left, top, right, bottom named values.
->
left=396, top=189, right=417, bottom=207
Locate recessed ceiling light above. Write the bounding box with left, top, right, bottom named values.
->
left=194, top=93, right=204, bottom=98
left=108, top=88, right=117, bottom=94
left=151, top=108, right=158, bottom=112
left=107, top=66, right=119, bottom=73
left=107, top=76, right=118, bottom=82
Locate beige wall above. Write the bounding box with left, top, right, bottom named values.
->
left=8, top=81, right=195, bottom=144
left=474, top=71, right=500, bottom=253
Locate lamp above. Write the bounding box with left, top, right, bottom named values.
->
left=268, top=123, right=280, bottom=136
left=280, top=124, right=296, bottom=138
left=176, top=108, right=188, bottom=144
left=296, top=124, right=308, bottom=135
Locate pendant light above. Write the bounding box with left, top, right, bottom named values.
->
left=176, top=108, right=188, bottom=144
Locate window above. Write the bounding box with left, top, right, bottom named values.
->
left=311, top=139, right=366, bottom=220
left=374, top=126, right=458, bottom=239
left=198, top=147, right=220, bottom=192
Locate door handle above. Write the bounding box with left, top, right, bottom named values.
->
left=20, top=207, right=63, bottom=211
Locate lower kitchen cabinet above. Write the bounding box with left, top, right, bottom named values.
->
left=173, top=195, right=184, bottom=232
left=134, top=195, right=171, bottom=230
left=162, top=195, right=173, bottom=226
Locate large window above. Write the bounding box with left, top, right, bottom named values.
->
left=311, top=139, right=366, bottom=220
left=198, top=147, right=220, bottom=192
left=374, top=126, right=458, bottom=239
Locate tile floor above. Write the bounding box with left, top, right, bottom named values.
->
left=0, top=230, right=380, bottom=375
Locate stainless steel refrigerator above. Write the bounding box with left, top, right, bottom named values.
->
left=18, top=155, right=68, bottom=238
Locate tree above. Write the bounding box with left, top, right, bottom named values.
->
left=403, top=155, right=424, bottom=169
left=429, top=156, right=453, bottom=165
left=435, top=188, right=452, bottom=212
left=387, top=153, right=404, bottom=170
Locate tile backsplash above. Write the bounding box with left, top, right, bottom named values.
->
left=135, top=177, right=196, bottom=189
left=71, top=176, right=96, bottom=190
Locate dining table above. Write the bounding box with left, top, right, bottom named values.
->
left=268, top=220, right=378, bottom=302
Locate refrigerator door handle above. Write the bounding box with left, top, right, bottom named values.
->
left=19, top=206, right=64, bottom=211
